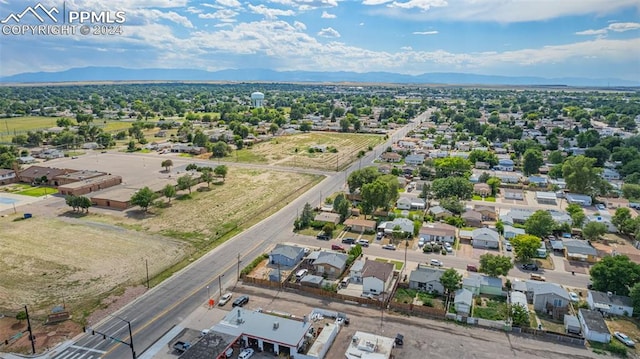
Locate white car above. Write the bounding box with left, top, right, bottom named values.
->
left=596, top=204, right=606, bottom=211
left=569, top=292, right=579, bottom=303
left=430, top=259, right=443, bottom=267
left=614, top=331, right=636, bottom=347
left=218, top=293, right=233, bottom=306
left=444, top=243, right=453, bottom=252
left=239, top=348, right=255, bottom=359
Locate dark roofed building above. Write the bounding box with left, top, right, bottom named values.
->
left=179, top=331, right=238, bottom=359
left=18, top=166, right=76, bottom=186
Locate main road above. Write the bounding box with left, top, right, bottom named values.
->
left=52, top=112, right=428, bottom=359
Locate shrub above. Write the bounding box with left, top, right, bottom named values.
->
left=607, top=341, right=628, bottom=357
left=475, top=297, right=482, bottom=306
left=240, top=253, right=268, bottom=276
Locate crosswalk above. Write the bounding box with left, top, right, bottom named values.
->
left=53, top=345, right=106, bottom=359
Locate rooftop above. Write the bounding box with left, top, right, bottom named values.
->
left=579, top=309, right=609, bottom=333
left=179, top=331, right=238, bottom=359
left=345, top=331, right=395, bottom=359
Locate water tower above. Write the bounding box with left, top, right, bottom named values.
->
left=251, top=91, right=264, bottom=108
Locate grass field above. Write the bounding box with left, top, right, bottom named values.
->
left=227, top=132, right=385, bottom=170
left=0, top=116, right=136, bottom=142
left=16, top=186, right=58, bottom=197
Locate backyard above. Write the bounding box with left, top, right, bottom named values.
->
left=393, top=287, right=445, bottom=310
left=473, top=296, right=508, bottom=320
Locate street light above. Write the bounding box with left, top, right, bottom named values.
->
left=218, top=274, right=224, bottom=298
left=206, top=285, right=210, bottom=299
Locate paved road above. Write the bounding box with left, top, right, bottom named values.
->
left=52, top=113, right=427, bottom=359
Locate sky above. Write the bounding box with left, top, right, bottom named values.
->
left=0, top=0, right=639, bottom=81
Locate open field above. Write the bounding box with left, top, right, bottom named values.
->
left=230, top=132, right=385, bottom=170
left=0, top=116, right=135, bottom=142
left=0, top=216, right=187, bottom=312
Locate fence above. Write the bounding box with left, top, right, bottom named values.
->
left=388, top=301, right=446, bottom=319
left=512, top=327, right=585, bottom=346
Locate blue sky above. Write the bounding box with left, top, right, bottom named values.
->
left=0, top=0, right=639, bottom=80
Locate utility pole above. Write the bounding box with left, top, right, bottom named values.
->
left=25, top=306, right=35, bottom=354
left=218, top=274, right=224, bottom=297
left=237, top=253, right=241, bottom=281
left=145, top=259, right=150, bottom=289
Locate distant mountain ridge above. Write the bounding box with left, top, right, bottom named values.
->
left=1, top=66, right=638, bottom=87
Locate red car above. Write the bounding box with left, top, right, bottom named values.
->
left=466, top=264, right=478, bottom=272
left=331, top=244, right=346, bottom=252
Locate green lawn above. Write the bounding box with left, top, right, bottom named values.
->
left=0, top=116, right=136, bottom=142
left=473, top=195, right=496, bottom=202
left=16, top=186, right=58, bottom=197
left=230, top=149, right=268, bottom=163
left=394, top=288, right=417, bottom=304
left=374, top=258, right=404, bottom=270
left=473, top=297, right=508, bottom=320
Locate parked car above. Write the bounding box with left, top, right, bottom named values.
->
left=356, top=239, right=370, bottom=247
left=218, top=293, right=233, bottom=306
left=337, top=312, right=350, bottom=325
left=331, top=244, right=346, bottom=252
left=615, top=332, right=636, bottom=347
left=466, top=264, right=478, bottom=272
left=522, top=263, right=539, bottom=271
left=596, top=204, right=606, bottom=211
left=317, top=233, right=330, bottom=240
left=529, top=273, right=546, bottom=281
left=232, top=295, right=249, bottom=307
left=376, top=232, right=384, bottom=240
left=430, top=259, right=443, bottom=267
left=418, top=238, right=425, bottom=247
left=342, top=237, right=356, bottom=244
left=505, top=243, right=512, bottom=251
left=303, top=247, right=311, bottom=256
left=223, top=347, right=234, bottom=358
left=382, top=244, right=397, bottom=250
left=569, top=292, right=579, bottom=303
left=444, top=243, right=453, bottom=252
left=238, top=348, right=255, bottom=359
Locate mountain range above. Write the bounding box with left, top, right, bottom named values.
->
left=1, top=67, right=638, bottom=87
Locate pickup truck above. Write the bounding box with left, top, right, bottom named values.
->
left=173, top=341, right=191, bottom=353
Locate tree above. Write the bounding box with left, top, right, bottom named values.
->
left=162, top=184, right=176, bottom=204
left=510, top=234, right=542, bottom=262
left=185, top=163, right=198, bottom=171
left=211, top=141, right=231, bottom=158
left=333, top=193, right=351, bottom=222
left=479, top=253, right=513, bottom=277
left=16, top=311, right=27, bottom=322
left=522, top=148, right=543, bottom=176
left=566, top=203, right=586, bottom=228
left=582, top=222, right=607, bottom=241
left=585, top=146, right=611, bottom=167
left=629, top=282, right=640, bottom=317
left=511, top=303, right=530, bottom=328
left=612, top=208, right=636, bottom=235
left=562, top=155, right=603, bottom=196
left=622, top=184, right=640, bottom=201
left=590, top=255, right=640, bottom=296
left=347, top=167, right=380, bottom=193
left=361, top=180, right=388, bottom=217
left=433, top=157, right=471, bottom=178
left=547, top=150, right=564, bottom=164
left=299, top=202, right=314, bottom=228
left=322, top=223, right=335, bottom=237
left=431, top=177, right=473, bottom=200
left=299, top=121, right=312, bottom=132
left=177, top=174, right=195, bottom=194
left=200, top=169, right=214, bottom=188
left=440, top=197, right=464, bottom=215
left=130, top=187, right=158, bottom=212
left=486, top=177, right=501, bottom=196
left=419, top=183, right=431, bottom=200
left=214, top=165, right=228, bottom=181
left=78, top=196, right=92, bottom=213
left=524, top=210, right=555, bottom=238
left=439, top=268, right=462, bottom=296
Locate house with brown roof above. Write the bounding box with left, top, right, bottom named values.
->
left=380, top=152, right=402, bottom=163
left=18, top=166, right=76, bottom=186
left=343, top=218, right=377, bottom=232
left=473, top=183, right=492, bottom=196
left=312, top=251, right=348, bottom=280
left=0, top=169, right=17, bottom=185
left=462, top=210, right=483, bottom=227
left=362, top=260, right=394, bottom=295
left=57, top=175, right=123, bottom=196
left=418, top=222, right=456, bottom=243
left=474, top=205, right=497, bottom=221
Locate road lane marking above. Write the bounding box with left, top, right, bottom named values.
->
left=69, top=345, right=107, bottom=354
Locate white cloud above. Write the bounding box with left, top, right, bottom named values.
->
left=136, top=9, right=194, bottom=28
left=359, top=22, right=365, bottom=26
left=390, top=0, right=447, bottom=11
left=362, top=0, right=391, bottom=5
left=608, top=22, right=640, bottom=32
left=186, top=6, right=202, bottom=14
left=318, top=27, right=341, bottom=37
left=294, top=21, right=307, bottom=30
left=413, top=30, right=438, bottom=35
left=269, top=0, right=340, bottom=9
left=401, top=46, right=413, bottom=50
left=199, top=9, right=239, bottom=22
left=248, top=4, right=296, bottom=19
left=321, top=11, right=337, bottom=18
left=216, top=0, right=242, bottom=7
left=575, top=29, right=607, bottom=36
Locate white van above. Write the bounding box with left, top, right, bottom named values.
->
left=296, top=269, right=308, bottom=280
left=340, top=277, right=350, bottom=288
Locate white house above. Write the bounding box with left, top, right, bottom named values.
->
left=565, top=193, right=593, bottom=207
left=602, top=168, right=621, bottom=181
left=396, top=197, right=412, bottom=210
left=349, top=259, right=365, bottom=284
left=454, top=288, right=473, bottom=315
left=503, top=225, right=525, bottom=239
left=405, top=154, right=425, bottom=166
left=361, top=260, right=394, bottom=296
left=378, top=217, right=414, bottom=235
left=585, top=213, right=617, bottom=233
left=587, top=291, right=634, bottom=317
left=471, top=228, right=500, bottom=249
left=578, top=309, right=611, bottom=344
left=494, top=159, right=514, bottom=172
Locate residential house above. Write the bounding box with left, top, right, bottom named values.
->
left=585, top=213, right=617, bottom=233
left=429, top=206, right=452, bottom=220
left=528, top=176, right=548, bottom=187
left=462, top=210, right=483, bottom=228
left=18, top=155, right=36, bottom=164
left=565, top=193, right=593, bottom=207
left=474, top=205, right=497, bottom=221
left=563, top=239, right=598, bottom=263
left=362, top=260, right=394, bottom=295
left=471, top=228, right=500, bottom=249
left=578, top=309, right=611, bottom=344
left=37, top=148, right=65, bottom=159
left=408, top=265, right=445, bottom=294
left=503, top=225, right=525, bottom=240
left=494, top=159, right=514, bottom=172
left=314, top=212, right=341, bottom=225
left=378, top=217, right=414, bottom=235
left=380, top=152, right=402, bottom=163
left=526, top=282, right=570, bottom=319
left=269, top=244, right=306, bottom=268
left=503, top=188, right=524, bottom=200
left=410, top=198, right=426, bottom=210
left=0, top=169, right=17, bottom=185
left=508, top=208, right=534, bottom=224
left=602, top=168, right=621, bottom=181
left=419, top=223, right=456, bottom=244
left=494, top=171, right=521, bottom=184
left=473, top=183, right=492, bottom=196
left=535, top=191, right=557, bottom=205
left=549, top=210, right=572, bottom=226
left=344, top=218, right=377, bottom=233
left=405, top=154, right=425, bottom=166
left=349, top=259, right=365, bottom=284
left=587, top=291, right=634, bottom=317
left=510, top=291, right=529, bottom=314
left=396, top=197, right=412, bottom=210
left=454, top=289, right=473, bottom=315
left=463, top=274, right=502, bottom=296
left=475, top=161, right=490, bottom=170
left=564, top=314, right=581, bottom=335
left=312, top=251, right=348, bottom=279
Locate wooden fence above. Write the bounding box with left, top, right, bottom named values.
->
left=389, top=301, right=446, bottom=319
left=512, top=327, right=585, bottom=346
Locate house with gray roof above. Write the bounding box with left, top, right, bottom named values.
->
left=300, top=275, right=324, bottom=288
left=510, top=291, right=529, bottom=314
left=587, top=290, right=634, bottom=317
left=471, top=228, right=500, bottom=249
left=462, top=210, right=483, bottom=228
left=454, top=288, right=473, bottom=315
left=508, top=208, right=534, bottom=224
left=463, top=274, right=502, bottom=296
left=269, top=244, right=305, bottom=268
left=565, top=193, right=593, bottom=207
left=429, top=206, right=452, bottom=219
left=349, top=259, right=365, bottom=284
left=313, top=251, right=348, bottom=279
left=578, top=309, right=610, bottom=343
left=563, top=239, right=598, bottom=263
left=378, top=217, right=414, bottom=235
left=408, top=265, right=445, bottom=294
left=405, top=154, right=425, bottom=166
left=526, top=281, right=570, bottom=319
left=503, top=225, right=525, bottom=239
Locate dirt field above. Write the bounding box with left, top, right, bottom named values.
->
left=239, top=132, right=385, bottom=170
left=0, top=215, right=187, bottom=311
left=606, top=317, right=640, bottom=356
